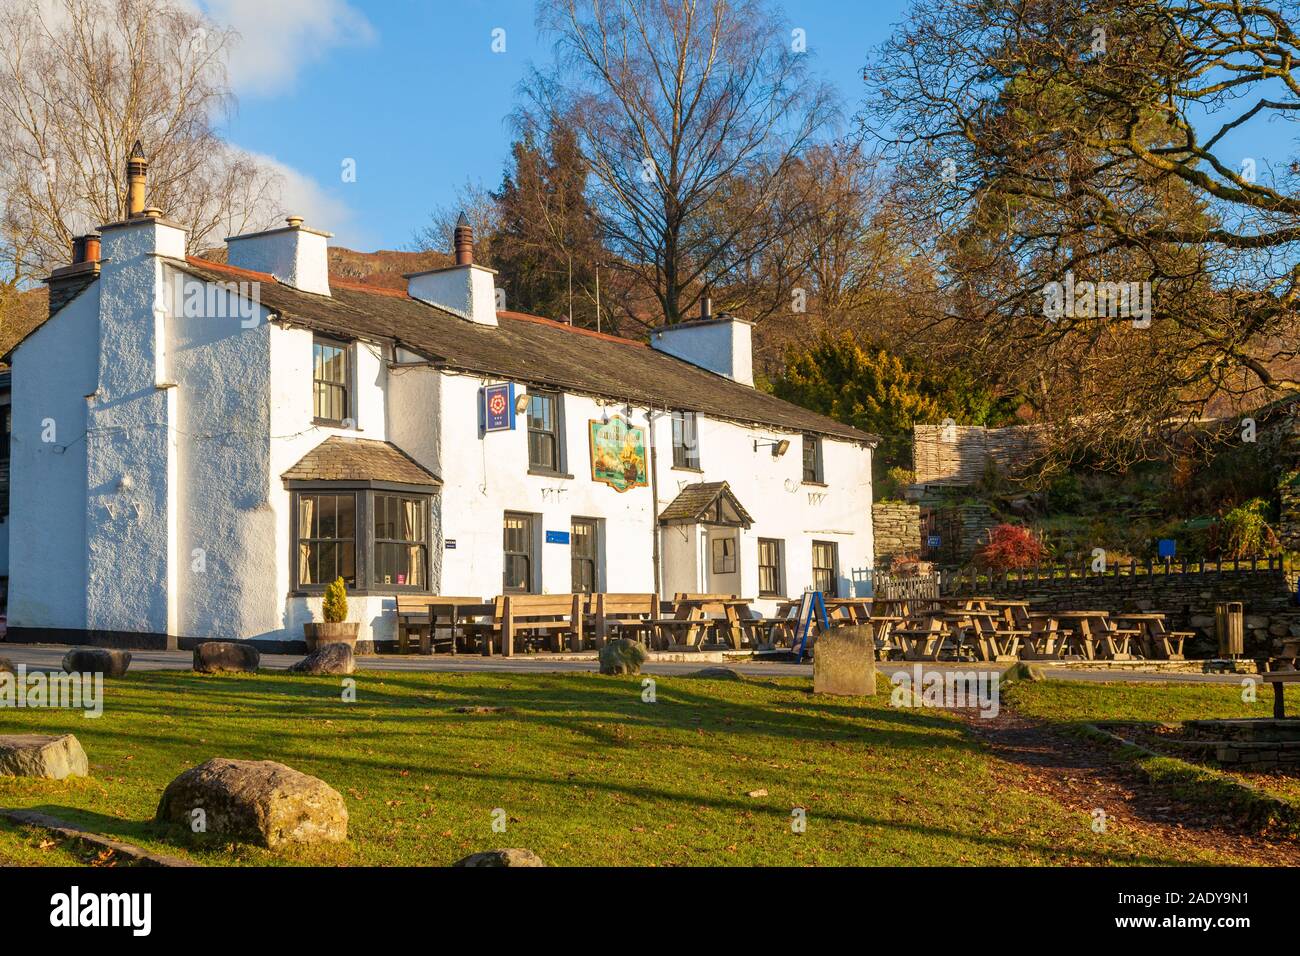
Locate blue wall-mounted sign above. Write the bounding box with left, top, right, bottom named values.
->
left=482, top=382, right=516, bottom=432
left=545, top=530, right=570, bottom=545
left=926, top=535, right=941, bottom=548
left=1158, top=538, right=1176, bottom=559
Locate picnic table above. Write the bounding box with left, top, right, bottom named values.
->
left=1111, top=612, right=1191, bottom=660
left=1262, top=665, right=1300, bottom=718
left=824, top=597, right=873, bottom=625
left=653, top=596, right=754, bottom=650
left=1029, top=611, right=1139, bottom=660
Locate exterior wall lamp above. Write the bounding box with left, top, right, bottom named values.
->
left=754, top=438, right=790, bottom=457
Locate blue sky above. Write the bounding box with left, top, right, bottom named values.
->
left=206, top=0, right=912, bottom=251
left=205, top=0, right=1286, bottom=252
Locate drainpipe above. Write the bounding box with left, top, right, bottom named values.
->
left=648, top=404, right=663, bottom=600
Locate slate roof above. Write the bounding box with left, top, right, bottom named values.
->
left=658, top=481, right=754, bottom=528
left=282, top=436, right=441, bottom=486
left=171, top=257, right=878, bottom=445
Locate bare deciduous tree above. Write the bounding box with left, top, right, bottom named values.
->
left=865, top=0, right=1300, bottom=464
left=530, top=0, right=837, bottom=325
left=0, top=0, right=283, bottom=284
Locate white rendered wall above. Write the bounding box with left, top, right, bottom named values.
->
left=226, top=228, right=331, bottom=296
left=435, top=373, right=874, bottom=610
left=7, top=287, right=99, bottom=630
left=269, top=325, right=402, bottom=645
left=167, top=264, right=280, bottom=642
left=84, top=219, right=186, bottom=638
left=650, top=320, right=754, bottom=387
left=407, top=266, right=498, bottom=326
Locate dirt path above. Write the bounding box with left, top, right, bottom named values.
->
left=959, top=706, right=1300, bottom=865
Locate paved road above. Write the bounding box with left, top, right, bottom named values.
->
left=0, top=644, right=1255, bottom=683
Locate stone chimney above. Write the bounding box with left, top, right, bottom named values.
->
left=44, top=232, right=103, bottom=317
left=225, top=216, right=332, bottom=296
left=649, top=301, right=753, bottom=387
left=405, top=212, right=498, bottom=326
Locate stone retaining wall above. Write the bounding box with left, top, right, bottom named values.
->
left=872, top=502, right=921, bottom=566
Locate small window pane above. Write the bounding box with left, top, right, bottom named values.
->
left=504, top=513, right=536, bottom=593
left=527, top=394, right=560, bottom=471
left=297, top=492, right=356, bottom=588
left=758, top=538, right=782, bottom=596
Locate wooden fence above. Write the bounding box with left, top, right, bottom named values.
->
left=939, top=555, right=1292, bottom=595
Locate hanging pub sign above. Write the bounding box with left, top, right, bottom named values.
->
left=482, top=382, right=515, bottom=432
left=588, top=415, right=648, bottom=493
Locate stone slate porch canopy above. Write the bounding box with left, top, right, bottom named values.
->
left=281, top=436, right=441, bottom=489
left=658, top=481, right=753, bottom=528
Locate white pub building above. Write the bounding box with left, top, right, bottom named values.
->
left=4, top=148, right=877, bottom=651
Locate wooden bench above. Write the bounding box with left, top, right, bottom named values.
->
left=395, top=595, right=486, bottom=654
left=588, top=593, right=657, bottom=647
left=483, top=594, right=583, bottom=656
left=1261, top=668, right=1300, bottom=718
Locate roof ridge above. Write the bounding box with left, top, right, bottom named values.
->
left=330, top=277, right=413, bottom=299
left=497, top=310, right=647, bottom=348
left=184, top=256, right=276, bottom=284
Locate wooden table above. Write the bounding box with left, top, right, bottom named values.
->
left=1030, top=611, right=1139, bottom=660
left=1111, top=612, right=1190, bottom=660
left=654, top=598, right=753, bottom=650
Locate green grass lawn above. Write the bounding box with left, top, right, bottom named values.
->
left=0, top=670, right=1282, bottom=866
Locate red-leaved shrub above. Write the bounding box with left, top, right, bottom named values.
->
left=974, top=524, right=1046, bottom=570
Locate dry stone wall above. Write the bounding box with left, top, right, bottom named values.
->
left=872, top=502, right=921, bottom=566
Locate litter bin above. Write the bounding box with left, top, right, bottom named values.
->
left=1215, top=601, right=1244, bottom=658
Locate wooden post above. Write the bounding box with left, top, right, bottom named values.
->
left=593, top=593, right=608, bottom=648
left=570, top=593, right=584, bottom=652
left=1275, top=681, right=1286, bottom=720
left=501, top=594, right=514, bottom=657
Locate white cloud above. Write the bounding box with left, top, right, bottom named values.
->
left=198, top=0, right=375, bottom=96
left=249, top=150, right=362, bottom=245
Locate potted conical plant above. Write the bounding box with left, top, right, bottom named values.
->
left=304, top=577, right=360, bottom=650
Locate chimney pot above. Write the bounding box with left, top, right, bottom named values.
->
left=71, top=236, right=86, bottom=264
left=453, top=211, right=473, bottom=266
left=285, top=215, right=304, bottom=228
left=701, top=296, right=712, bottom=320
left=83, top=233, right=101, bottom=264
left=126, top=140, right=149, bottom=218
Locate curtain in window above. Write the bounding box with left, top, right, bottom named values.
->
left=403, top=497, right=423, bottom=588
left=298, top=495, right=315, bottom=584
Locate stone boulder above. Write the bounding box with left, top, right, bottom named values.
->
left=288, top=643, right=355, bottom=675
left=691, top=666, right=744, bottom=681
left=453, top=848, right=545, bottom=867
left=61, top=647, right=131, bottom=678
left=598, top=638, right=648, bottom=675
left=0, top=734, right=89, bottom=779
left=812, top=625, right=876, bottom=697
left=156, top=758, right=347, bottom=849
left=193, top=641, right=260, bottom=674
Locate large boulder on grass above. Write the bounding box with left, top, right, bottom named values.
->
left=599, top=638, right=648, bottom=675
left=156, top=758, right=347, bottom=848
left=691, top=666, right=744, bottom=681
left=453, top=848, right=545, bottom=867
left=61, top=647, right=131, bottom=677
left=288, top=643, right=355, bottom=675
left=193, top=641, right=260, bottom=674
left=0, top=734, right=89, bottom=779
